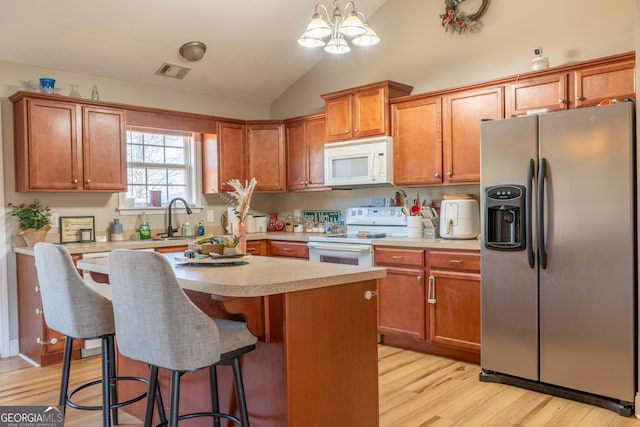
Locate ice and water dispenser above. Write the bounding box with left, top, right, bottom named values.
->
left=484, top=185, right=526, bottom=250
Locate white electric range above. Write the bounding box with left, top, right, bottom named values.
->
left=307, top=207, right=408, bottom=266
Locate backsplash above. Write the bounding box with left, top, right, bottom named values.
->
left=259, top=184, right=481, bottom=222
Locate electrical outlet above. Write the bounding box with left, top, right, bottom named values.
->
left=206, top=210, right=214, bottom=223
left=50, top=214, right=60, bottom=228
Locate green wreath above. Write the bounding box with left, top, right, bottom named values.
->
left=440, top=0, right=489, bottom=34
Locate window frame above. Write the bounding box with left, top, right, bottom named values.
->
left=118, top=126, right=203, bottom=215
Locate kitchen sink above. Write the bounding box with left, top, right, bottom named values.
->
left=155, top=235, right=194, bottom=241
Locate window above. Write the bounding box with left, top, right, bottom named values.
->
left=121, top=127, right=200, bottom=210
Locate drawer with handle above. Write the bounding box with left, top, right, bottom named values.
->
left=269, top=240, right=309, bottom=259
left=374, top=247, right=425, bottom=268
left=429, top=250, right=480, bottom=273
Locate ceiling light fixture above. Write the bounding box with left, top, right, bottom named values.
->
left=179, top=41, right=207, bottom=62
left=298, top=1, right=380, bottom=55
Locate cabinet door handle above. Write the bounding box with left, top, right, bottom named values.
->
left=435, top=172, right=441, bottom=178
left=450, top=259, right=464, bottom=265
left=282, top=247, right=292, bottom=251
left=72, top=178, right=78, bottom=184
left=86, top=179, right=92, bottom=184
left=575, top=96, right=584, bottom=101
left=364, top=290, right=377, bottom=300
left=353, top=128, right=359, bottom=132
left=344, top=130, right=350, bottom=134
left=35, top=308, right=43, bottom=316
left=446, top=172, right=452, bottom=177
left=427, top=275, right=436, bottom=304
left=35, top=286, right=39, bottom=293
left=37, top=336, right=63, bottom=346
left=391, top=255, right=404, bottom=259
left=558, top=99, right=565, bottom=104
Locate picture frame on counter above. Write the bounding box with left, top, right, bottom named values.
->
left=59, top=216, right=95, bottom=243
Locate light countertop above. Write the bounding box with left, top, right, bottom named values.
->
left=78, top=253, right=386, bottom=298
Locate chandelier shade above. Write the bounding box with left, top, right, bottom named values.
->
left=297, top=1, right=380, bottom=54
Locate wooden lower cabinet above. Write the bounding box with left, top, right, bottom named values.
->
left=376, top=246, right=480, bottom=363
left=378, top=266, right=426, bottom=340
left=16, top=253, right=83, bottom=366
left=268, top=240, right=308, bottom=259
left=428, top=270, right=480, bottom=353
left=246, top=239, right=266, bottom=256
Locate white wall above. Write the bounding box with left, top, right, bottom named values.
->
left=270, top=0, right=636, bottom=118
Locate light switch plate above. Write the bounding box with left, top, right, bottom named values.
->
left=206, top=210, right=214, bottom=222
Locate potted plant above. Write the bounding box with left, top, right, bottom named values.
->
left=7, top=199, right=52, bottom=246
left=222, top=235, right=240, bottom=254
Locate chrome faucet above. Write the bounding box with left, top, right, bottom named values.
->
left=167, top=197, right=192, bottom=237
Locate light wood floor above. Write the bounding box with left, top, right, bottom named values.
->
left=1, top=346, right=639, bottom=426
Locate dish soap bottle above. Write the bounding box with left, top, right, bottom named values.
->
left=111, top=218, right=123, bottom=241
left=197, top=220, right=205, bottom=236
left=139, top=212, right=151, bottom=240
left=182, top=221, right=192, bottom=237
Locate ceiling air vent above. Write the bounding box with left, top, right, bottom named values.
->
left=155, top=63, right=191, bottom=79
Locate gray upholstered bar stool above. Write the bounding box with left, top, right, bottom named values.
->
left=33, top=243, right=148, bottom=427
left=108, top=249, right=258, bottom=427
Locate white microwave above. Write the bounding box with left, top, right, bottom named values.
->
left=324, top=136, right=394, bottom=187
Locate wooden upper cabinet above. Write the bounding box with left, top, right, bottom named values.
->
left=507, top=73, right=568, bottom=117
left=246, top=122, right=286, bottom=192
left=82, top=106, right=126, bottom=191
left=392, top=96, right=443, bottom=186
left=285, top=114, right=327, bottom=191
left=574, top=59, right=635, bottom=107
left=442, top=86, right=504, bottom=185
left=11, top=93, right=126, bottom=192
left=217, top=121, right=246, bottom=193
left=325, top=95, right=353, bottom=141
left=322, top=81, right=413, bottom=142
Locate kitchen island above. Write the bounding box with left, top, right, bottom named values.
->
left=77, top=254, right=386, bottom=427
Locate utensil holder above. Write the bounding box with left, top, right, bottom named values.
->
left=424, top=227, right=439, bottom=240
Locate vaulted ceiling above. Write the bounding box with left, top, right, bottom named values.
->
left=0, top=0, right=387, bottom=105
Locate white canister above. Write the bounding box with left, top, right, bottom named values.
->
left=246, top=215, right=257, bottom=233
left=407, top=216, right=424, bottom=238
left=255, top=216, right=267, bottom=233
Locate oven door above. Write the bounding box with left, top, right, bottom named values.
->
left=307, top=242, right=373, bottom=266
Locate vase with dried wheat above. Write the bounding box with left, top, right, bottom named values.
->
left=225, top=178, right=257, bottom=254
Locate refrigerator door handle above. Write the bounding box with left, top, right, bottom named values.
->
left=537, top=158, right=547, bottom=269
left=526, top=158, right=535, bottom=268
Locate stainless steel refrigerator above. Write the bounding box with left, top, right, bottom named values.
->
left=479, top=101, right=636, bottom=415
